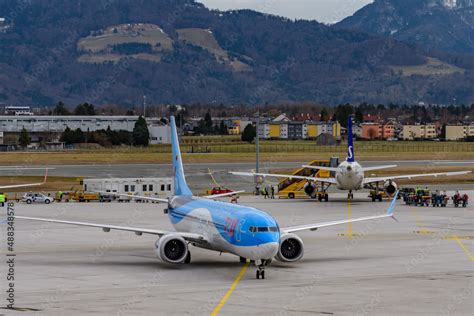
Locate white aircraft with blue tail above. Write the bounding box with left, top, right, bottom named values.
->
left=17, top=117, right=399, bottom=279
left=231, top=116, right=471, bottom=202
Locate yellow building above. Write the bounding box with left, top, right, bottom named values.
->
left=402, top=124, right=437, bottom=140
left=446, top=124, right=474, bottom=140
left=268, top=124, right=281, bottom=138
left=332, top=122, right=341, bottom=138
left=227, top=125, right=240, bottom=135
left=306, top=124, right=318, bottom=138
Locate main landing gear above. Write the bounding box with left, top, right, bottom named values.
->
left=317, top=182, right=331, bottom=202
left=184, top=251, right=191, bottom=264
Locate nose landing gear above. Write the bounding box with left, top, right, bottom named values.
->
left=347, top=190, right=354, bottom=200
left=255, top=260, right=270, bottom=279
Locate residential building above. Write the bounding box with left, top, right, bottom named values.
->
left=352, top=124, right=362, bottom=138
left=445, top=124, right=474, bottom=141
left=361, top=123, right=381, bottom=140
left=402, top=124, right=437, bottom=140
left=258, top=121, right=340, bottom=140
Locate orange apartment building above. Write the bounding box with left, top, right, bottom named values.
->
left=360, top=122, right=395, bottom=140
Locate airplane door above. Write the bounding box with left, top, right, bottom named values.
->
left=235, top=219, right=245, bottom=243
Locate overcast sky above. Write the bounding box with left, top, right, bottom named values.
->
left=198, top=0, right=374, bottom=23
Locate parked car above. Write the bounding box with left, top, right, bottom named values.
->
left=22, top=193, right=54, bottom=204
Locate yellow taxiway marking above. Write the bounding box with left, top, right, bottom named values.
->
left=211, top=261, right=250, bottom=316
left=346, top=198, right=353, bottom=239
left=451, top=236, right=474, bottom=261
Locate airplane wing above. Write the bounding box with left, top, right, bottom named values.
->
left=15, top=216, right=207, bottom=244
left=301, top=165, right=339, bottom=172
left=0, top=168, right=48, bottom=189
left=363, top=171, right=471, bottom=185
left=281, top=191, right=398, bottom=233
left=204, top=190, right=245, bottom=199
left=361, top=165, right=397, bottom=172
left=96, top=191, right=169, bottom=203
left=229, top=171, right=338, bottom=184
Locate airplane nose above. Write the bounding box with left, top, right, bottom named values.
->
left=260, top=242, right=279, bottom=259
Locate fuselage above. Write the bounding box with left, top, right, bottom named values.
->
left=168, top=196, right=280, bottom=260
left=335, top=160, right=365, bottom=191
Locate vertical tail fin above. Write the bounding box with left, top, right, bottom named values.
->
left=170, top=116, right=192, bottom=196
left=347, top=115, right=355, bottom=162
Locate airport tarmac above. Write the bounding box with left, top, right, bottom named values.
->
left=2, top=192, right=473, bottom=315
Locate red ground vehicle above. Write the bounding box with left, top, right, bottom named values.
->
left=207, top=187, right=234, bottom=195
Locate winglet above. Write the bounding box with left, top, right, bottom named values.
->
left=387, top=190, right=399, bottom=217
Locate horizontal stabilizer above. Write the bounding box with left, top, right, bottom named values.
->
left=204, top=190, right=245, bottom=199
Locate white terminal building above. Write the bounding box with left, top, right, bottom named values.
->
left=0, top=115, right=171, bottom=146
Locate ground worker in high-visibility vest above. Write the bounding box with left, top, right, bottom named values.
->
left=0, top=192, right=5, bottom=207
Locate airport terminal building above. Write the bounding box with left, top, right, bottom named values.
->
left=0, top=115, right=171, bottom=146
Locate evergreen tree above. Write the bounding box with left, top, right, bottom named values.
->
left=204, top=111, right=213, bottom=132
left=133, top=116, right=149, bottom=146
left=54, top=101, right=70, bottom=115
left=219, top=121, right=228, bottom=135
left=355, top=107, right=364, bottom=123
left=334, top=103, right=354, bottom=128
left=241, top=124, right=256, bottom=143
left=72, top=128, right=85, bottom=143
left=74, top=103, right=96, bottom=115
left=19, top=127, right=31, bottom=148
left=320, top=108, right=328, bottom=121
left=61, top=126, right=73, bottom=144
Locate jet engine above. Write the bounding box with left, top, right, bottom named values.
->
left=384, top=180, right=398, bottom=196
left=275, top=234, right=304, bottom=262
left=304, top=182, right=317, bottom=197
left=155, top=234, right=188, bottom=264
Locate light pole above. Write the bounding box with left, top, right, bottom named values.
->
left=255, top=111, right=261, bottom=195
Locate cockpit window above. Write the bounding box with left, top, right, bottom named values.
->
left=249, top=226, right=278, bottom=233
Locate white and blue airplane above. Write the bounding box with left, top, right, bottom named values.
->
left=17, top=117, right=399, bottom=279
left=231, top=116, right=471, bottom=202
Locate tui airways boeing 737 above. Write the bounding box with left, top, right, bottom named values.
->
left=17, top=116, right=399, bottom=279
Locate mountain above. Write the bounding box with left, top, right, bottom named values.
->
left=0, top=0, right=473, bottom=106
left=337, top=0, right=474, bottom=54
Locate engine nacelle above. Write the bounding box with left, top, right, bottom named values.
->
left=275, top=234, right=304, bottom=262
left=384, top=180, right=398, bottom=196
left=155, top=234, right=188, bottom=264
left=304, top=182, right=317, bottom=197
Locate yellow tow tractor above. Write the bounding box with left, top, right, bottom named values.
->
left=72, top=191, right=101, bottom=203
